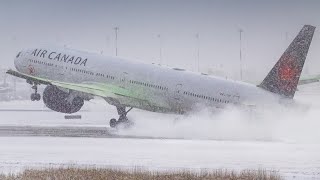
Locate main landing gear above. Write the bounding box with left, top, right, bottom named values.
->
left=109, top=106, right=133, bottom=128
left=30, top=83, right=41, bottom=101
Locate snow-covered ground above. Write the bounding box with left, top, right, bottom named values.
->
left=1, top=83, right=320, bottom=179
left=1, top=137, right=319, bottom=179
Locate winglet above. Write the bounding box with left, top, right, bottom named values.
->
left=258, top=25, right=316, bottom=98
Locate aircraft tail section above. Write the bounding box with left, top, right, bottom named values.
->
left=258, top=25, right=316, bottom=98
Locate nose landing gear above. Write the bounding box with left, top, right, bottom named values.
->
left=30, top=83, right=41, bottom=101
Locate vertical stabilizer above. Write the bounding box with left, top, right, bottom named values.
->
left=259, top=25, right=315, bottom=98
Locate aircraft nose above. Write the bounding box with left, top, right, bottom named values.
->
left=14, top=51, right=22, bottom=71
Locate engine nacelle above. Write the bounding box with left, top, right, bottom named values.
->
left=43, top=85, right=84, bottom=114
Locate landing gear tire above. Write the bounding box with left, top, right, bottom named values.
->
left=31, top=93, right=41, bottom=101
left=109, top=107, right=133, bottom=129
left=109, top=117, right=132, bottom=128
left=35, top=93, right=41, bottom=101
left=109, top=118, right=117, bottom=128
left=31, top=94, right=35, bottom=101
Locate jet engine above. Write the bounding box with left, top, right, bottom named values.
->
left=43, top=85, right=84, bottom=114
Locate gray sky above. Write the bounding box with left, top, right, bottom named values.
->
left=0, top=0, right=319, bottom=81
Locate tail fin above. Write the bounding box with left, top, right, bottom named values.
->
left=259, top=25, right=316, bottom=98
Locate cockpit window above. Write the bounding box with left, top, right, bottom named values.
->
left=16, top=52, right=22, bottom=58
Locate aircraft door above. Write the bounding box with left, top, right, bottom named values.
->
left=120, top=72, right=128, bottom=88
left=174, top=84, right=183, bottom=113
left=174, top=84, right=183, bottom=100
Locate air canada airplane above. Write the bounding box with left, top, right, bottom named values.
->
left=7, top=25, right=315, bottom=128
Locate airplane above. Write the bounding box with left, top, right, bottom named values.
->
left=7, top=25, right=315, bottom=128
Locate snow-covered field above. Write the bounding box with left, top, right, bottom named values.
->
left=1, top=84, right=320, bottom=179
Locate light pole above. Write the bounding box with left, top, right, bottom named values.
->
left=196, top=33, right=200, bottom=72
left=114, top=27, right=119, bottom=56
left=239, top=29, right=243, bottom=81
left=157, top=34, right=162, bottom=64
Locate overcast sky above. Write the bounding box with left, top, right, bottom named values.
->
left=0, top=0, right=319, bottom=81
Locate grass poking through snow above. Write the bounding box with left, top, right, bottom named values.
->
left=0, top=167, right=282, bottom=180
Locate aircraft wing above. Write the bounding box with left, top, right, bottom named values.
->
left=6, top=69, right=148, bottom=103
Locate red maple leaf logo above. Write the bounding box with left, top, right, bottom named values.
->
left=278, top=58, right=298, bottom=81
left=277, top=56, right=299, bottom=92
left=28, top=65, right=35, bottom=75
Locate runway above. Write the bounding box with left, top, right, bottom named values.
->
left=0, top=126, right=167, bottom=139
left=0, top=109, right=89, bottom=112
left=0, top=126, right=113, bottom=138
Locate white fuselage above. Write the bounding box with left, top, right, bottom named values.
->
left=15, top=46, right=281, bottom=113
